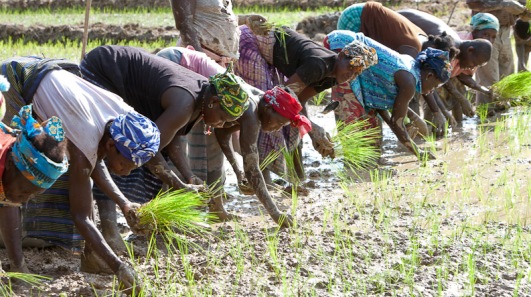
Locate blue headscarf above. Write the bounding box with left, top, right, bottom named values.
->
left=416, top=48, right=452, bottom=83
left=110, top=111, right=160, bottom=167
left=3, top=104, right=69, bottom=189
left=471, top=13, right=500, bottom=32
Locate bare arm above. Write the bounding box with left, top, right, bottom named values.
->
left=158, top=87, right=196, bottom=150
left=445, top=77, right=476, bottom=117
left=91, top=160, right=135, bottom=213
left=456, top=74, right=490, bottom=95
left=144, top=152, right=189, bottom=190
left=67, top=143, right=123, bottom=273
left=164, top=136, right=197, bottom=184
left=215, top=122, right=245, bottom=184
left=390, top=71, right=434, bottom=159
left=239, top=115, right=291, bottom=226
left=170, top=0, right=202, bottom=51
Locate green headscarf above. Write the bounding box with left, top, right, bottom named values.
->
left=209, top=64, right=250, bottom=118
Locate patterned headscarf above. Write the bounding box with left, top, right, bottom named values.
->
left=416, top=48, right=452, bottom=83
left=341, top=40, right=378, bottom=71
left=0, top=75, right=9, bottom=121
left=5, top=104, right=69, bottom=189
left=263, top=86, right=312, bottom=137
left=209, top=64, right=250, bottom=118
left=471, top=13, right=500, bottom=32
left=110, top=111, right=160, bottom=167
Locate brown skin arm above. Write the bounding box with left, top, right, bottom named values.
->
left=144, top=152, right=190, bottom=190
left=457, top=74, right=491, bottom=95
left=67, top=143, right=123, bottom=273
left=158, top=87, right=196, bottom=151
left=170, top=0, right=202, bottom=51
left=91, top=160, right=134, bottom=212
left=239, top=114, right=291, bottom=226
left=0, top=206, right=27, bottom=272
left=163, top=136, right=198, bottom=184
left=387, top=70, right=434, bottom=159
left=215, top=121, right=245, bottom=184
left=445, top=77, right=477, bottom=117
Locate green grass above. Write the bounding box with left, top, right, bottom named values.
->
left=0, top=6, right=343, bottom=28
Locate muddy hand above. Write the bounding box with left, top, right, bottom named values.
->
left=246, top=14, right=269, bottom=36
left=238, top=178, right=255, bottom=195
left=184, top=183, right=208, bottom=194
left=273, top=212, right=294, bottom=228
left=123, top=203, right=147, bottom=235
left=187, top=175, right=204, bottom=185
left=117, top=264, right=142, bottom=296
left=461, top=100, right=475, bottom=118
left=431, top=112, right=447, bottom=136
left=309, top=126, right=335, bottom=158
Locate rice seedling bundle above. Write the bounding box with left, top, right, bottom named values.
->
left=332, top=120, right=380, bottom=170
left=492, top=72, right=531, bottom=102
left=136, top=189, right=214, bottom=234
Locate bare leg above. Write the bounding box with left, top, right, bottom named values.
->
left=96, top=199, right=127, bottom=255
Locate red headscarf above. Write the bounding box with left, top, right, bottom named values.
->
left=263, top=86, right=312, bottom=137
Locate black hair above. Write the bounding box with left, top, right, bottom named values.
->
left=30, top=133, right=67, bottom=164
left=461, top=39, right=492, bottom=57
left=424, top=32, right=460, bottom=60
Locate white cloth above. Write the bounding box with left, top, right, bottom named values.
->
left=192, top=0, right=240, bottom=59
left=33, top=70, right=133, bottom=168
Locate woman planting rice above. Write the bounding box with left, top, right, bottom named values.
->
left=79, top=45, right=250, bottom=241
left=235, top=25, right=376, bottom=187
left=326, top=30, right=453, bottom=160
left=1, top=56, right=161, bottom=293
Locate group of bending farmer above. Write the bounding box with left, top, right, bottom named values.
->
left=0, top=0, right=528, bottom=293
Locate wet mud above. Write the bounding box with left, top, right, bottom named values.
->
left=3, top=105, right=531, bottom=296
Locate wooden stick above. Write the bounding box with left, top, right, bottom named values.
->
left=81, top=0, right=92, bottom=62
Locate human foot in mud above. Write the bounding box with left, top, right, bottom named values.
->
left=80, top=249, right=113, bottom=274
left=208, top=195, right=240, bottom=222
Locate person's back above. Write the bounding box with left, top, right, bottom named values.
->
left=338, top=2, right=427, bottom=57
left=398, top=9, right=462, bottom=44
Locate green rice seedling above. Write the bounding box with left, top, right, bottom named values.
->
left=136, top=189, right=215, bottom=235
left=0, top=272, right=50, bottom=295
left=333, top=120, right=380, bottom=171
left=259, top=149, right=282, bottom=171
left=492, top=72, right=531, bottom=102
left=311, top=91, right=328, bottom=106
left=477, top=104, right=489, bottom=124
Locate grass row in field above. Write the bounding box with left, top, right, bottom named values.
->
left=0, top=6, right=344, bottom=28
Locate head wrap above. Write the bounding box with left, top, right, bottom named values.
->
left=341, top=40, right=378, bottom=71
left=0, top=75, right=9, bottom=121
left=5, top=104, right=69, bottom=189
left=471, top=13, right=500, bottom=32
left=416, top=48, right=452, bottom=83
left=263, top=86, right=312, bottom=137
left=209, top=64, right=250, bottom=118
left=110, top=111, right=160, bottom=167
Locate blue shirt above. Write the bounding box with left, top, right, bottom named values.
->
left=327, top=30, right=421, bottom=111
